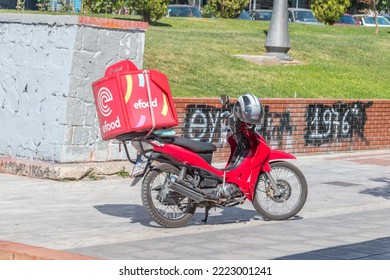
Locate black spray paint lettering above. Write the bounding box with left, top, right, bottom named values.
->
left=184, top=105, right=229, bottom=144
left=184, top=104, right=294, bottom=149
left=305, top=101, right=373, bottom=146
left=257, top=107, right=294, bottom=150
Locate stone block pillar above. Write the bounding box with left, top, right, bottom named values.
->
left=0, top=14, right=148, bottom=163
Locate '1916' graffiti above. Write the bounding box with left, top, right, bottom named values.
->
left=305, top=101, right=373, bottom=146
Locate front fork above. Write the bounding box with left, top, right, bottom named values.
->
left=264, top=171, right=282, bottom=197
left=259, top=147, right=297, bottom=198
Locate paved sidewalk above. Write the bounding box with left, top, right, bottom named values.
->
left=1, top=150, right=390, bottom=260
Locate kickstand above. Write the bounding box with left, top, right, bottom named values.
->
left=202, top=205, right=212, bottom=223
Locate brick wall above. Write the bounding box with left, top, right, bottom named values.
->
left=173, top=98, right=390, bottom=163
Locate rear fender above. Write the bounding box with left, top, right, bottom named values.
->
left=134, top=161, right=163, bottom=187
left=130, top=152, right=166, bottom=187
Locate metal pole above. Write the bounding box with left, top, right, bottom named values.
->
left=264, top=0, right=292, bottom=61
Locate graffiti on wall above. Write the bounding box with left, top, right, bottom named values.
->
left=305, top=101, right=373, bottom=146
left=183, top=101, right=374, bottom=150
left=184, top=105, right=229, bottom=145
left=257, top=107, right=294, bottom=150
left=183, top=104, right=294, bottom=150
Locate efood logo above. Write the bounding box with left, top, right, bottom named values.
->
left=134, top=98, right=158, bottom=109
left=98, top=87, right=113, bottom=117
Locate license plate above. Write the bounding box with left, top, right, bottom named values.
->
left=131, top=154, right=149, bottom=178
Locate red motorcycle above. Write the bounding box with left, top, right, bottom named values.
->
left=120, top=93, right=308, bottom=228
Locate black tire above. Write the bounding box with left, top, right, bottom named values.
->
left=141, top=163, right=196, bottom=228
left=253, top=161, right=308, bottom=220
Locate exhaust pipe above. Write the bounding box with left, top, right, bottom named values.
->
left=168, top=180, right=211, bottom=203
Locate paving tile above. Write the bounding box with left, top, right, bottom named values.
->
left=1, top=150, right=390, bottom=260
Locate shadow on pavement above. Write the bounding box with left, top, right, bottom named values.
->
left=360, top=177, right=390, bottom=200
left=275, top=236, right=390, bottom=260
left=94, top=204, right=150, bottom=222
left=94, top=203, right=271, bottom=227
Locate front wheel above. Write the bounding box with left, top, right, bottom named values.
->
left=141, top=163, right=196, bottom=228
left=253, top=161, right=308, bottom=220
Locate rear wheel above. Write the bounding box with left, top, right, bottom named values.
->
left=141, top=163, right=196, bottom=228
left=253, top=161, right=308, bottom=220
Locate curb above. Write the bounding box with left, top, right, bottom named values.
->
left=0, top=156, right=132, bottom=180
left=2, top=149, right=390, bottom=180
left=0, top=240, right=102, bottom=260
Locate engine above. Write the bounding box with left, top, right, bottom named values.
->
left=208, top=183, right=243, bottom=201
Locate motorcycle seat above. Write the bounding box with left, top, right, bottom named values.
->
left=161, top=137, right=217, bottom=153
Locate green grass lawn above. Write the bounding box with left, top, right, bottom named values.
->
left=2, top=10, right=389, bottom=99
left=143, top=17, right=390, bottom=99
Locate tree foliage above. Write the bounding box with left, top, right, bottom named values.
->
left=128, top=0, right=170, bottom=23
left=204, top=0, right=250, bottom=18
left=36, top=0, right=51, bottom=11
left=83, top=0, right=169, bottom=22
left=84, top=0, right=119, bottom=14
left=312, top=0, right=351, bottom=25
left=16, top=0, right=25, bottom=10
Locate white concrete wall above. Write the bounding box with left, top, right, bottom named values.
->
left=0, top=14, right=145, bottom=162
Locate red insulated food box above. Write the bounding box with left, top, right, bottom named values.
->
left=92, top=60, right=179, bottom=141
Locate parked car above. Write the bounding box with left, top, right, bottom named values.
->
left=383, top=14, right=390, bottom=22
left=288, top=8, right=322, bottom=24
left=352, top=15, right=390, bottom=27
left=167, top=5, right=202, bottom=18
left=335, top=14, right=359, bottom=25
left=237, top=10, right=253, bottom=20
left=249, top=9, right=273, bottom=21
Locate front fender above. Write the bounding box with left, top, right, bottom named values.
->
left=262, top=150, right=296, bottom=173
left=269, top=150, right=296, bottom=161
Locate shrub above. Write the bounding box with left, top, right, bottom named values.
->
left=36, top=0, right=51, bottom=11
left=16, top=0, right=25, bottom=10
left=312, top=0, right=351, bottom=25
left=128, top=0, right=170, bottom=23
left=90, top=0, right=118, bottom=14
left=204, top=0, right=250, bottom=19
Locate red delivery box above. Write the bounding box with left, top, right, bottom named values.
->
left=92, top=60, right=178, bottom=141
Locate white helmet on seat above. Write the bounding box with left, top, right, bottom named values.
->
left=234, top=93, right=264, bottom=125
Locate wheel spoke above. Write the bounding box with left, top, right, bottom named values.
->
left=253, top=162, right=307, bottom=220
left=142, top=164, right=195, bottom=227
